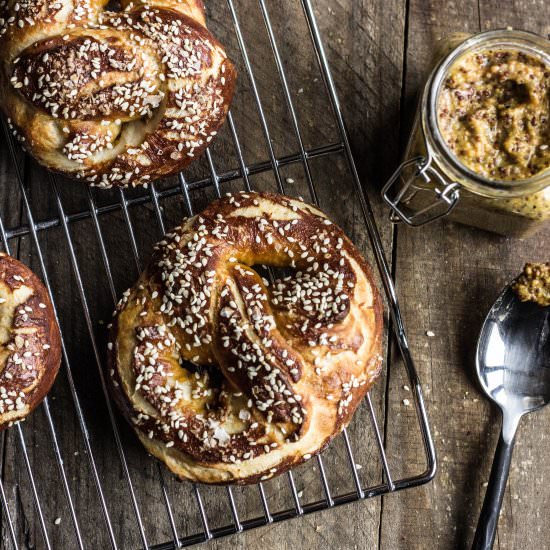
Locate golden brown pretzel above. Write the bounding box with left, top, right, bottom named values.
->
left=108, top=192, right=383, bottom=484
left=0, top=0, right=236, bottom=188
left=0, top=253, right=61, bottom=429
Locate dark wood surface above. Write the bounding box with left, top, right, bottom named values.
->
left=0, top=1, right=549, bottom=549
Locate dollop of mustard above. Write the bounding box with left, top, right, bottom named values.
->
left=513, top=262, right=550, bottom=306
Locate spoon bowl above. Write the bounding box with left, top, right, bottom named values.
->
left=476, top=284, right=550, bottom=420
left=472, top=281, right=550, bottom=549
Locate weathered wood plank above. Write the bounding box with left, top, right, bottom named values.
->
left=0, top=0, right=406, bottom=548
left=0, top=125, right=25, bottom=550
left=379, top=1, right=550, bottom=549
left=204, top=0, right=408, bottom=547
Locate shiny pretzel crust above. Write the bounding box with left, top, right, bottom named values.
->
left=0, top=0, right=235, bottom=188
left=0, top=253, right=61, bottom=429
left=108, top=192, right=383, bottom=484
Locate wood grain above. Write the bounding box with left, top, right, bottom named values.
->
left=379, top=2, right=550, bottom=550
left=0, top=0, right=549, bottom=549
left=1, top=0, right=405, bottom=548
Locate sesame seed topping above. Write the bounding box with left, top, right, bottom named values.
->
left=2, top=1, right=235, bottom=188
left=109, top=192, right=382, bottom=476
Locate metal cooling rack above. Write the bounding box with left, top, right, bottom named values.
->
left=0, top=0, right=436, bottom=548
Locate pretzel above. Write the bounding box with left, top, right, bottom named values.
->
left=108, top=192, right=383, bottom=484
left=0, top=253, right=61, bottom=429
left=0, top=0, right=236, bottom=188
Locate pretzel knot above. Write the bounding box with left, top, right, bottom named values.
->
left=0, top=0, right=236, bottom=188
left=108, top=192, right=384, bottom=484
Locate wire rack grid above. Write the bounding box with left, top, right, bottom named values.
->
left=0, top=0, right=436, bottom=548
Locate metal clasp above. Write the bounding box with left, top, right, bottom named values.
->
left=382, top=155, right=460, bottom=226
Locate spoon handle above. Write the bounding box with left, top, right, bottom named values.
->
left=472, top=429, right=515, bottom=550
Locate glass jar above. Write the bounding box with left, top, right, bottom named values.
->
left=382, top=30, right=550, bottom=238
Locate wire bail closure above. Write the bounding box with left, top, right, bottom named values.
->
left=382, top=155, right=460, bottom=226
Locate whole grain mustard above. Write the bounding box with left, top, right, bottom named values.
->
left=513, top=263, right=550, bottom=307
left=438, top=49, right=550, bottom=181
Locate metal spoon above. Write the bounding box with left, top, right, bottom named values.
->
left=472, top=280, right=550, bottom=550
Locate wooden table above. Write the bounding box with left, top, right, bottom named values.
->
left=0, top=1, right=548, bottom=549
left=207, top=1, right=550, bottom=549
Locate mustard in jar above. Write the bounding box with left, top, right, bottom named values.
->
left=382, top=30, right=550, bottom=237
